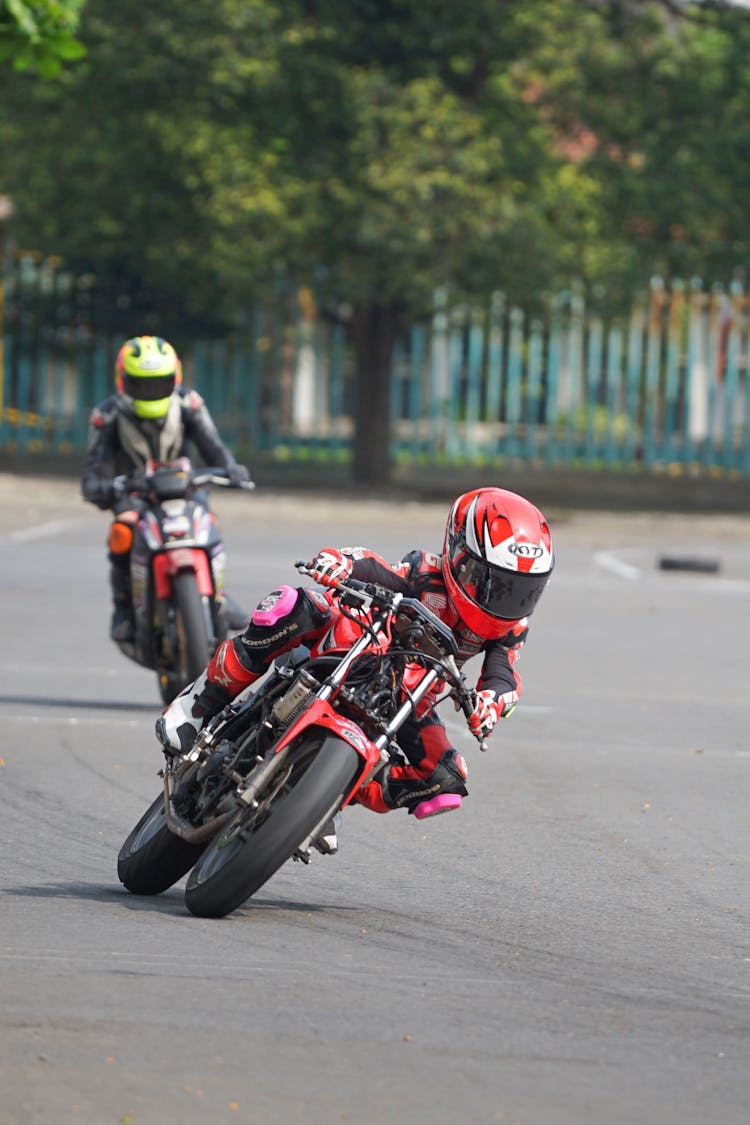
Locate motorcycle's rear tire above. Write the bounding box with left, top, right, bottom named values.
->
left=184, top=735, right=361, bottom=918
left=158, top=571, right=213, bottom=704
left=118, top=793, right=207, bottom=895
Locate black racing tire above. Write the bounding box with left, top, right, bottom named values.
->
left=118, top=793, right=207, bottom=895
left=184, top=735, right=361, bottom=918
left=657, top=555, right=720, bottom=575
left=173, top=570, right=213, bottom=683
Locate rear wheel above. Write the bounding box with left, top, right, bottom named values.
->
left=184, top=735, right=361, bottom=918
left=118, top=793, right=207, bottom=895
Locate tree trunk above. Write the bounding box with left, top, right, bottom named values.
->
left=350, top=300, right=400, bottom=488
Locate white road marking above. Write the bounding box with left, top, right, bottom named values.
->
left=594, top=550, right=641, bottom=580
left=0, top=518, right=84, bottom=544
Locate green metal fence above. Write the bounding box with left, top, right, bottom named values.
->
left=2, top=253, right=749, bottom=476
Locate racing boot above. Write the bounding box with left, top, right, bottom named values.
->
left=109, top=557, right=135, bottom=643
left=155, top=638, right=259, bottom=756
left=156, top=584, right=328, bottom=756
left=355, top=749, right=468, bottom=818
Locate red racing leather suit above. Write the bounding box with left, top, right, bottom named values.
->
left=162, top=547, right=529, bottom=815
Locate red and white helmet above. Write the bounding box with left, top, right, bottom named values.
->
left=442, top=487, right=554, bottom=637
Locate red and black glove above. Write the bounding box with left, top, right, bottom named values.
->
left=305, top=548, right=353, bottom=589
left=468, top=689, right=507, bottom=740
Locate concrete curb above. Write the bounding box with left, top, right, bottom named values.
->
left=1, top=451, right=748, bottom=514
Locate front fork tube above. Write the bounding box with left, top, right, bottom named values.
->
left=356, top=662, right=444, bottom=789
left=374, top=667, right=441, bottom=751
left=315, top=616, right=390, bottom=702
left=235, top=619, right=393, bottom=809
left=362, top=655, right=465, bottom=783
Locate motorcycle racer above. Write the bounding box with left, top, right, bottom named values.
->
left=81, top=335, right=252, bottom=642
left=156, top=487, right=553, bottom=844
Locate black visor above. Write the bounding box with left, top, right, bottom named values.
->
left=451, top=547, right=550, bottom=621
left=122, top=373, right=176, bottom=401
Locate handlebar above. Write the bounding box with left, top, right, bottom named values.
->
left=119, top=464, right=255, bottom=498
left=192, top=471, right=256, bottom=491
left=294, top=561, right=399, bottom=611
left=294, top=559, right=489, bottom=751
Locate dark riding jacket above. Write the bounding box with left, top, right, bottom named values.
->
left=81, top=388, right=239, bottom=510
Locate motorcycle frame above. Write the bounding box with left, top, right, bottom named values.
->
left=165, top=593, right=458, bottom=847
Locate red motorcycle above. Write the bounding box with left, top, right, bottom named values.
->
left=117, top=566, right=487, bottom=917
left=114, top=456, right=254, bottom=704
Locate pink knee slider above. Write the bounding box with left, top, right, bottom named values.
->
left=251, top=585, right=299, bottom=626
left=412, top=793, right=463, bottom=820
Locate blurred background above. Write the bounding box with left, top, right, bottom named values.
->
left=1, top=0, right=750, bottom=500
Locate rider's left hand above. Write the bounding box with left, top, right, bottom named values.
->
left=227, top=464, right=252, bottom=487
left=468, top=689, right=506, bottom=740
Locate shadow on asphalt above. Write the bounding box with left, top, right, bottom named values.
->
left=0, top=880, right=350, bottom=918
left=0, top=693, right=158, bottom=713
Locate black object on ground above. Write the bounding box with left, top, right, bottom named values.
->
left=657, top=556, right=721, bottom=574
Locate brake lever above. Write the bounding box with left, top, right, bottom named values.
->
left=454, top=685, right=489, bottom=753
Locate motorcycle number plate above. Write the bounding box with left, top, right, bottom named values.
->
left=162, top=516, right=191, bottom=535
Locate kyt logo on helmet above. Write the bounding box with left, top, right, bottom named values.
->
left=508, top=542, right=545, bottom=559
left=442, top=487, right=554, bottom=636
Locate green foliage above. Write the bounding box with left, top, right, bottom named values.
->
left=0, top=0, right=86, bottom=76
left=1, top=0, right=749, bottom=318
left=527, top=0, right=750, bottom=299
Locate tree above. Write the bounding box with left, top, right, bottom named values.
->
left=0, top=0, right=86, bottom=76
left=1, top=1, right=750, bottom=483
left=189, top=2, right=575, bottom=484
left=526, top=0, right=750, bottom=301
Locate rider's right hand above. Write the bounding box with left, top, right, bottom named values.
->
left=111, top=474, right=128, bottom=500
left=227, top=463, right=252, bottom=487
left=305, top=548, right=353, bottom=588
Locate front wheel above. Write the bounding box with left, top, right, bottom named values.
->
left=158, top=571, right=213, bottom=703
left=118, top=793, right=207, bottom=895
left=184, top=735, right=362, bottom=918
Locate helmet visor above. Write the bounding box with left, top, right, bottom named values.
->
left=450, top=547, right=550, bottom=621
left=122, top=373, right=176, bottom=402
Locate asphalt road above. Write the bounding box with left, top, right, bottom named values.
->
left=1, top=474, right=749, bottom=1125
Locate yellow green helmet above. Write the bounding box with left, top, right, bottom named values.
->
left=114, top=335, right=182, bottom=420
